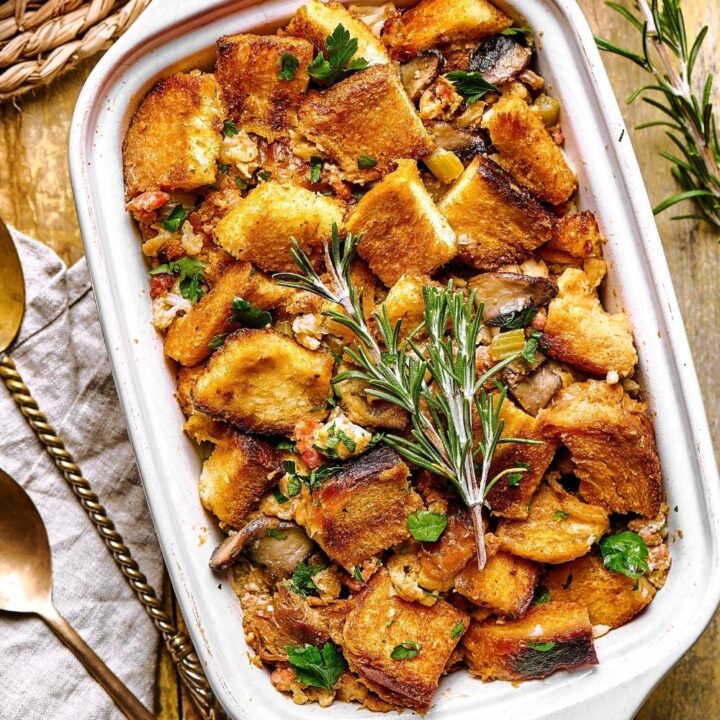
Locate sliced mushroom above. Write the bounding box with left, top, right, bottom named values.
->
left=469, top=35, right=532, bottom=86
left=209, top=516, right=312, bottom=574
left=428, top=121, right=487, bottom=161
left=468, top=272, right=558, bottom=326
left=508, top=362, right=564, bottom=416
left=400, top=50, right=445, bottom=102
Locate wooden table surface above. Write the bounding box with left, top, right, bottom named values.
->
left=0, top=2, right=717, bottom=718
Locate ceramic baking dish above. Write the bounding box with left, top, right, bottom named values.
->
left=69, top=0, right=720, bottom=717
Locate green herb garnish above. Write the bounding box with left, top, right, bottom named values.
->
left=209, top=333, right=228, bottom=350
left=553, top=510, right=569, bottom=521
left=532, top=585, right=551, bottom=605
left=278, top=52, right=300, bottom=80
left=149, top=256, right=205, bottom=302
left=600, top=531, right=650, bottom=580
left=223, top=119, right=239, bottom=137
left=390, top=641, right=422, bottom=660
left=229, top=297, right=272, bottom=328
left=501, top=26, right=532, bottom=37
left=310, top=156, right=323, bottom=184
left=273, top=487, right=290, bottom=504
left=217, top=161, right=231, bottom=174
left=352, top=566, right=365, bottom=583
left=406, top=510, right=448, bottom=542
left=357, top=155, right=377, bottom=170
left=286, top=642, right=347, bottom=691
left=284, top=460, right=341, bottom=491
left=288, top=561, right=325, bottom=598
left=446, top=71, right=497, bottom=105
left=527, top=641, right=556, bottom=652
left=161, top=204, right=188, bottom=232
left=257, top=170, right=272, bottom=182
left=267, top=529, right=287, bottom=540
left=450, top=621, right=465, bottom=639
left=234, top=177, right=248, bottom=190
left=522, top=330, right=543, bottom=363
left=502, top=307, right=538, bottom=330
left=276, top=439, right=297, bottom=452
left=307, top=24, right=368, bottom=86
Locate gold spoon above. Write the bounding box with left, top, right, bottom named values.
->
left=0, top=218, right=222, bottom=719
left=0, top=468, right=154, bottom=719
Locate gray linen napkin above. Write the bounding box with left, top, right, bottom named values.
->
left=0, top=229, right=162, bottom=719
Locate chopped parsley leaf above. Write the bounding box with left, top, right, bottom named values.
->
left=149, top=256, right=205, bottom=302
left=288, top=561, right=325, bottom=598
left=161, top=204, right=188, bottom=232
left=390, top=641, right=422, bottom=660
left=229, top=296, right=272, bottom=328
left=446, top=71, right=497, bottom=105
left=286, top=642, right=346, bottom=691
left=307, top=24, right=368, bottom=86
left=527, top=641, right=556, bottom=652
left=406, top=510, right=448, bottom=542
left=450, top=621, right=465, bottom=639
left=278, top=52, right=300, bottom=80
left=600, top=531, right=650, bottom=580
left=357, top=154, right=377, bottom=169
left=222, top=119, right=239, bottom=137
left=309, top=155, right=323, bottom=184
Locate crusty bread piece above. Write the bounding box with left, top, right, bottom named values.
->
left=455, top=551, right=539, bottom=617
left=296, top=446, right=423, bottom=570
left=438, top=156, right=553, bottom=270
left=484, top=398, right=558, bottom=519
left=198, top=433, right=283, bottom=527
left=539, top=380, right=662, bottom=516
left=542, top=553, right=656, bottom=630
left=541, top=258, right=638, bottom=377
left=417, top=505, right=477, bottom=592
left=213, top=181, right=345, bottom=273
left=164, top=262, right=290, bottom=367
left=382, top=0, right=511, bottom=60
left=192, top=329, right=333, bottom=434
left=176, top=365, right=230, bottom=444
left=342, top=569, right=468, bottom=712
left=298, top=65, right=434, bottom=184
left=496, top=476, right=609, bottom=564
left=380, top=274, right=433, bottom=338
left=215, top=34, right=314, bottom=141
left=483, top=96, right=577, bottom=205
left=123, top=72, right=224, bottom=198
left=540, top=211, right=604, bottom=266
left=463, top=601, right=597, bottom=681
left=285, top=0, right=390, bottom=65
left=348, top=160, right=456, bottom=285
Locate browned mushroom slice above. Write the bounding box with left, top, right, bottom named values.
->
left=508, top=362, right=565, bottom=417
left=209, top=516, right=311, bottom=573
left=469, top=34, right=533, bottom=85
left=468, top=272, right=558, bottom=326
left=400, top=50, right=445, bottom=102
left=427, top=121, right=487, bottom=161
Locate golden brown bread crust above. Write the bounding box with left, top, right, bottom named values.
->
left=198, top=434, right=283, bottom=527
left=298, top=64, right=434, bottom=183
left=382, top=0, right=511, bottom=60
left=216, top=34, right=314, bottom=141
left=417, top=505, right=477, bottom=592
left=213, top=181, right=345, bottom=273
left=455, top=551, right=539, bottom=617
left=539, top=380, right=663, bottom=516
left=496, top=476, right=609, bottom=564
left=541, top=258, right=638, bottom=377
left=123, top=72, right=224, bottom=198
left=540, top=211, right=604, bottom=265
left=192, top=328, right=333, bottom=434
left=463, top=601, right=597, bottom=681
left=483, top=95, right=577, bottom=205
left=348, top=160, right=457, bottom=285
left=542, top=553, right=656, bottom=629
left=381, top=274, right=436, bottom=339
left=484, top=398, right=558, bottom=519
left=175, top=365, right=230, bottom=444
left=342, top=569, right=468, bottom=713
left=285, top=0, right=390, bottom=65
left=164, top=262, right=290, bottom=367
left=297, top=446, right=423, bottom=570
left=438, top=156, right=553, bottom=270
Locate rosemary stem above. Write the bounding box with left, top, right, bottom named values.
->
left=470, top=503, right=487, bottom=569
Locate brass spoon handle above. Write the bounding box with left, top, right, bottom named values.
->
left=0, top=353, right=222, bottom=720
left=40, top=602, right=155, bottom=720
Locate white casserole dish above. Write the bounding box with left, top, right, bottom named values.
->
left=69, top=0, right=720, bottom=717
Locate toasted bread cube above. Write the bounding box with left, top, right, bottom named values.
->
left=382, top=0, right=511, bottom=60
left=417, top=505, right=477, bottom=592
left=541, top=258, right=638, bottom=377
left=176, top=365, right=230, bottom=443
left=483, top=96, right=577, bottom=205
left=380, top=274, right=432, bottom=337
left=296, top=446, right=423, bottom=569
left=540, top=211, right=604, bottom=265
left=455, top=551, right=539, bottom=617
left=213, top=181, right=345, bottom=273
left=199, top=433, right=283, bottom=527
left=216, top=34, right=314, bottom=141
left=438, top=156, right=553, bottom=270
left=336, top=366, right=409, bottom=430
left=123, top=72, right=224, bottom=198
left=540, top=380, right=662, bottom=516
left=484, top=398, right=558, bottom=519
left=496, top=477, right=609, bottom=564
left=342, top=569, right=468, bottom=712
left=192, top=329, right=333, bottom=434
left=286, top=0, right=390, bottom=65
left=164, top=262, right=290, bottom=366
left=298, top=64, right=434, bottom=184
left=347, top=161, right=456, bottom=285
left=463, top=601, right=597, bottom=681
left=542, top=553, right=656, bottom=630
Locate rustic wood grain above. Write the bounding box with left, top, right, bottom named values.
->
left=0, top=2, right=717, bottom=718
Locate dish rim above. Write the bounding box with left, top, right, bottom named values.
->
left=68, top=0, right=720, bottom=718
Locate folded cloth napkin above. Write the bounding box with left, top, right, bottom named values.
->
left=0, top=229, right=163, bottom=719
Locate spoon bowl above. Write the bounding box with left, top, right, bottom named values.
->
left=0, top=218, right=25, bottom=354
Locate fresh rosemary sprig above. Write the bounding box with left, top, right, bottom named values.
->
left=596, top=0, right=720, bottom=228
left=275, top=226, right=541, bottom=568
